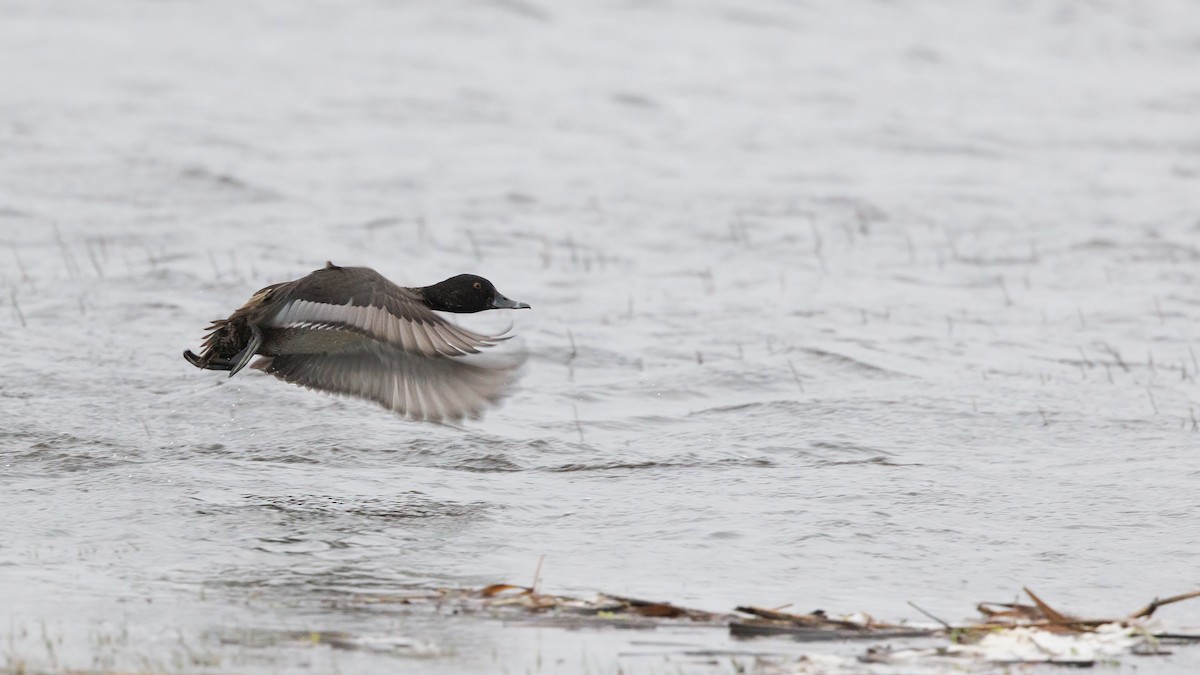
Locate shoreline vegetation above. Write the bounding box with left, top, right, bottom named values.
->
left=10, top=581, right=1199, bottom=673
left=325, top=580, right=1200, bottom=671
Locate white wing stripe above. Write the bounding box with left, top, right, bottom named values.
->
left=271, top=300, right=294, bottom=326
left=268, top=299, right=506, bottom=358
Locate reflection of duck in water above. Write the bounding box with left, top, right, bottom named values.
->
left=184, top=261, right=530, bottom=423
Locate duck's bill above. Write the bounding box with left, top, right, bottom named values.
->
left=491, top=293, right=531, bottom=310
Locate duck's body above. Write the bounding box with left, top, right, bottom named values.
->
left=184, top=262, right=530, bottom=423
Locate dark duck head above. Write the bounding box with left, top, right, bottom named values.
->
left=420, top=274, right=532, bottom=313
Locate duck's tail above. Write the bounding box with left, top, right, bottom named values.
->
left=183, top=317, right=253, bottom=372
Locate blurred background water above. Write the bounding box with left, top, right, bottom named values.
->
left=1, top=0, right=1199, bottom=672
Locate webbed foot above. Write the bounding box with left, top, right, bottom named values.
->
left=183, top=349, right=233, bottom=371
left=228, top=324, right=263, bottom=377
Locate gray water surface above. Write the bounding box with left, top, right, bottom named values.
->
left=2, top=0, right=1200, bottom=672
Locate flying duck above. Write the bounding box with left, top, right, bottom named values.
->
left=183, top=262, right=530, bottom=423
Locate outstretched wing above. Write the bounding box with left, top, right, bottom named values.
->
left=252, top=344, right=526, bottom=423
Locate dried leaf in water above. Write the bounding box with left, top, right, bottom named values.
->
left=977, top=602, right=1043, bottom=622
left=480, top=584, right=531, bottom=598
left=630, top=603, right=686, bottom=618
left=1023, top=587, right=1073, bottom=625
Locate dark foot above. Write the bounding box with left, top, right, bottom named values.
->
left=183, top=349, right=233, bottom=371
left=227, top=324, right=263, bottom=377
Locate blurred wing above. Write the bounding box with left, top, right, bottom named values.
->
left=252, top=345, right=525, bottom=423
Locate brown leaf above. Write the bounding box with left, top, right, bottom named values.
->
left=1023, top=587, right=1072, bottom=624
left=629, top=603, right=686, bottom=618
left=977, top=602, right=1042, bottom=622
left=480, top=584, right=532, bottom=598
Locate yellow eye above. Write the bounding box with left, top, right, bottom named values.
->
left=473, top=282, right=482, bottom=290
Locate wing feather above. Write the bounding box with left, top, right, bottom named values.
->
left=252, top=344, right=524, bottom=423
left=268, top=299, right=501, bottom=357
